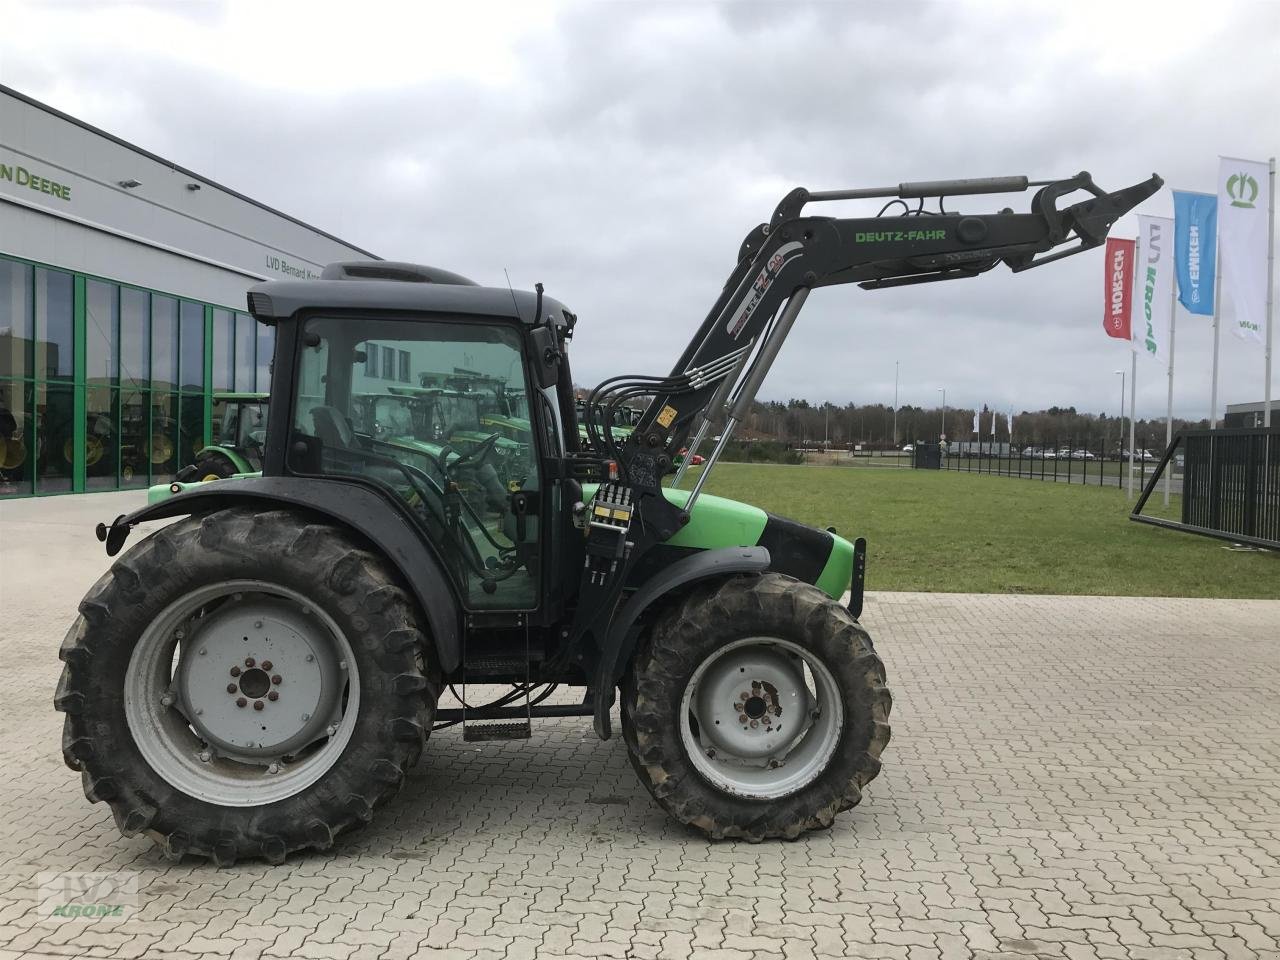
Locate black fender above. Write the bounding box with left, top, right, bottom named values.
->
left=592, top=546, right=771, bottom=740
left=96, top=477, right=463, bottom=673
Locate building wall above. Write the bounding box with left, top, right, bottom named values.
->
left=0, top=86, right=377, bottom=497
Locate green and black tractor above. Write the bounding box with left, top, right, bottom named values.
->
left=57, top=171, right=1160, bottom=864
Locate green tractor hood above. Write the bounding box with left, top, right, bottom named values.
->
left=586, top=484, right=855, bottom=601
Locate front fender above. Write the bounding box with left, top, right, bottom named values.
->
left=98, top=476, right=463, bottom=673
left=592, top=545, right=771, bottom=740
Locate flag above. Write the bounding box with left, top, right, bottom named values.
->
left=990, top=409, right=997, bottom=437
left=1132, top=215, right=1175, bottom=364
left=972, top=410, right=979, bottom=434
left=1008, top=408, right=1014, bottom=438
left=1217, top=157, right=1270, bottom=344
left=1103, top=237, right=1136, bottom=340
left=1173, top=191, right=1216, bottom=316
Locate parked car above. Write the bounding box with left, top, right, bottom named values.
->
left=1070, top=449, right=1097, bottom=460
left=901, top=443, right=914, bottom=453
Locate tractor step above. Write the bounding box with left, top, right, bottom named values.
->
left=463, top=720, right=532, bottom=742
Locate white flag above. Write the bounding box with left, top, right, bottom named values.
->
left=1008, top=409, right=1014, bottom=438
left=990, top=409, right=997, bottom=437
left=972, top=410, right=979, bottom=434
left=1132, top=215, right=1175, bottom=365
left=1217, top=157, right=1270, bottom=345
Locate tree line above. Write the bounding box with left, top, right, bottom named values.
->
left=576, top=389, right=1207, bottom=450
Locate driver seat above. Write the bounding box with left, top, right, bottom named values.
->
left=311, top=406, right=355, bottom=449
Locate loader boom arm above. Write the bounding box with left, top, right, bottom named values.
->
left=586, top=170, right=1162, bottom=492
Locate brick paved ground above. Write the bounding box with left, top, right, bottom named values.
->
left=2, top=492, right=1278, bottom=959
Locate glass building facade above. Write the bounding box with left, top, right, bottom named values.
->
left=0, top=253, right=273, bottom=497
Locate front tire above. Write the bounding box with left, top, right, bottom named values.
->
left=55, top=508, right=437, bottom=865
left=622, top=573, right=891, bottom=840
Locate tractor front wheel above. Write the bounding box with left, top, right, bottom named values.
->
left=55, top=508, right=437, bottom=865
left=622, top=573, right=891, bottom=840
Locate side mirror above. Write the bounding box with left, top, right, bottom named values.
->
left=528, top=327, right=560, bottom=389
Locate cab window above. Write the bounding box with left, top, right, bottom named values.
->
left=289, top=316, right=540, bottom=610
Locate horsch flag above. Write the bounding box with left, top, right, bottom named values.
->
left=1132, top=216, right=1175, bottom=365
left=1103, top=237, right=1136, bottom=340
left=1217, top=157, right=1270, bottom=344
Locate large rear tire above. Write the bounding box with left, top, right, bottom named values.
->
left=622, top=573, right=891, bottom=840
left=55, top=508, right=437, bottom=865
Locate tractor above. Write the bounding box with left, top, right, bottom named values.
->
left=57, top=172, right=1160, bottom=864
left=175, top=392, right=269, bottom=482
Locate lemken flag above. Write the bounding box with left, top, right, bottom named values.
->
left=1217, top=157, right=1270, bottom=344
left=1132, top=215, right=1175, bottom=365
left=1102, top=237, right=1136, bottom=340
left=1172, top=191, right=1216, bottom=316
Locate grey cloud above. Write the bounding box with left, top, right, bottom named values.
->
left=3, top=0, right=1277, bottom=419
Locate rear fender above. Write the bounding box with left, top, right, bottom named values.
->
left=96, top=476, right=463, bottom=673
left=592, top=545, right=771, bottom=740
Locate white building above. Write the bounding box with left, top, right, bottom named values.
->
left=0, top=83, right=377, bottom=497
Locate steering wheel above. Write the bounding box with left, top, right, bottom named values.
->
left=446, top=432, right=502, bottom=471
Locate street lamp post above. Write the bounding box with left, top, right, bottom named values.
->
left=892, top=360, right=899, bottom=448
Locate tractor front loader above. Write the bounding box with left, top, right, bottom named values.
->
left=57, top=171, right=1160, bottom=864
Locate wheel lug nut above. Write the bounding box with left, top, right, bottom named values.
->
left=733, top=703, right=743, bottom=712
left=305, top=654, right=314, bottom=663
left=739, top=714, right=749, bottom=724
left=198, top=750, right=211, bottom=762
left=236, top=697, right=247, bottom=708
left=227, top=683, right=237, bottom=694
left=749, top=720, right=758, bottom=728
left=267, top=762, right=280, bottom=774
left=271, top=674, right=282, bottom=685
left=160, top=694, right=174, bottom=707
left=254, top=700, right=264, bottom=711
left=230, top=666, right=241, bottom=677
left=267, top=691, right=279, bottom=702
left=262, top=660, right=273, bottom=671
left=245, top=657, right=255, bottom=668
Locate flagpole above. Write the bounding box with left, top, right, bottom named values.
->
left=1265, top=157, right=1275, bottom=427
left=1128, top=350, right=1137, bottom=499
left=1164, top=281, right=1176, bottom=507
left=1210, top=228, right=1222, bottom=428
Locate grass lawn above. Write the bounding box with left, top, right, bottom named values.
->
left=679, top=462, right=1279, bottom=598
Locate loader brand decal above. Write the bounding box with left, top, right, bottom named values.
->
left=853, top=229, right=947, bottom=243
left=726, top=241, right=804, bottom=339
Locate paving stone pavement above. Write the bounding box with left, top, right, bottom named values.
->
left=2, top=492, right=1279, bottom=960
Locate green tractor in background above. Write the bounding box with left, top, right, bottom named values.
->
left=174, top=393, right=269, bottom=482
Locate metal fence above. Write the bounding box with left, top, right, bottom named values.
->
left=1132, top=427, right=1279, bottom=549
left=922, top=436, right=1172, bottom=491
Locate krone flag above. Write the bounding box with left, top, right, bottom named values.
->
left=1217, top=157, right=1270, bottom=344
left=1132, top=215, right=1175, bottom=365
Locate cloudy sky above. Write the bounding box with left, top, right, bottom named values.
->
left=3, top=0, right=1278, bottom=419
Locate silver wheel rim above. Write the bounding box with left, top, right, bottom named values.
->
left=680, top=636, right=843, bottom=800
left=124, top=580, right=359, bottom=807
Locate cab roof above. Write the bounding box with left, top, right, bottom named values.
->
left=246, top=261, right=573, bottom=328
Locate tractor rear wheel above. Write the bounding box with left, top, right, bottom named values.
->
left=622, top=573, right=890, bottom=840
left=55, top=507, right=437, bottom=865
